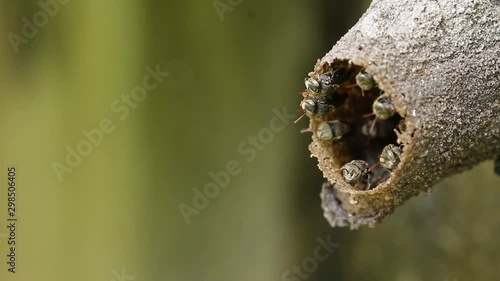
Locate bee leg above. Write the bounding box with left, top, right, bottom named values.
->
left=368, top=162, right=380, bottom=171
left=369, top=118, right=378, bottom=133
left=293, top=112, right=306, bottom=124
left=300, top=127, right=312, bottom=134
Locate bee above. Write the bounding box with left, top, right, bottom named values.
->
left=347, top=69, right=375, bottom=96
left=372, top=93, right=395, bottom=120
left=360, top=117, right=383, bottom=145
left=295, top=91, right=347, bottom=123
left=361, top=118, right=378, bottom=139
left=305, top=66, right=352, bottom=95
left=305, top=76, right=338, bottom=95
left=355, top=69, right=375, bottom=91
left=380, top=144, right=403, bottom=171
left=338, top=160, right=372, bottom=190
left=316, top=120, right=350, bottom=141
left=301, top=95, right=332, bottom=116
left=363, top=93, right=396, bottom=131
left=495, top=155, right=500, bottom=176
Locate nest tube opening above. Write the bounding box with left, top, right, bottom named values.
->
left=302, top=59, right=408, bottom=228
left=303, top=60, right=405, bottom=191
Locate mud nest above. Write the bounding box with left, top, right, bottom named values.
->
left=297, top=0, right=500, bottom=229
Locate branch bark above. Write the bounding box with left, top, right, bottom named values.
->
left=305, top=0, right=500, bottom=228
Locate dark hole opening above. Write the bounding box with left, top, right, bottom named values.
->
left=319, top=61, right=404, bottom=190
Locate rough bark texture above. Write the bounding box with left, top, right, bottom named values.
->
left=308, top=0, right=500, bottom=228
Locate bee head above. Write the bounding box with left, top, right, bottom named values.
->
left=304, top=77, right=321, bottom=93
left=316, top=122, right=334, bottom=141
left=301, top=98, right=317, bottom=115
left=373, top=94, right=395, bottom=120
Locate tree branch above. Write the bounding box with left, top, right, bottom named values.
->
left=303, top=0, right=500, bottom=228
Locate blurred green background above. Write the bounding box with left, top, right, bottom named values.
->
left=0, top=1, right=499, bottom=281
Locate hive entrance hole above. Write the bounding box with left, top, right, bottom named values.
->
left=319, top=61, right=403, bottom=189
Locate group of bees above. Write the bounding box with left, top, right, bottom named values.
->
left=297, top=63, right=403, bottom=190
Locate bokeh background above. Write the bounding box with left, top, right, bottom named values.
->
left=0, top=1, right=499, bottom=281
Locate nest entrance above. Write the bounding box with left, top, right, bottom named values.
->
left=307, top=61, right=403, bottom=190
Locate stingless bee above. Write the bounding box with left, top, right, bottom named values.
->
left=338, top=160, right=372, bottom=190
left=347, top=69, right=375, bottom=96
left=356, top=70, right=375, bottom=91
left=363, top=93, right=396, bottom=131
left=380, top=144, right=403, bottom=171
left=372, top=93, right=395, bottom=120
left=316, top=120, right=350, bottom=141
left=294, top=91, right=348, bottom=123
left=305, top=66, right=353, bottom=95
left=300, top=95, right=332, bottom=117
left=361, top=117, right=378, bottom=139
left=305, top=75, right=339, bottom=95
